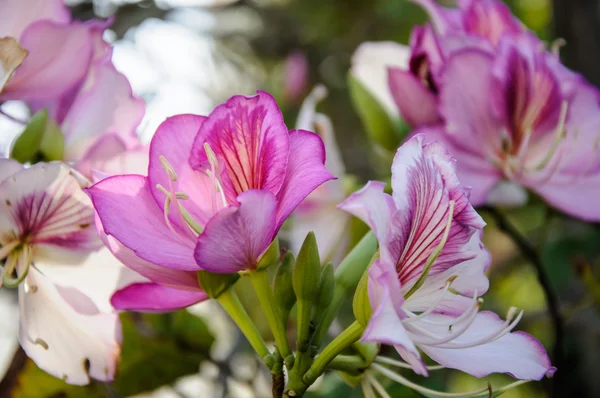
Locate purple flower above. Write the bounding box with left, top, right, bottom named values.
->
left=89, top=92, right=334, bottom=307
left=339, top=135, right=555, bottom=380
left=0, top=159, right=126, bottom=385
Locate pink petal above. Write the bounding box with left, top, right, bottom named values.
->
left=194, top=190, right=277, bottom=273
left=438, top=48, right=504, bottom=157
left=391, top=135, right=488, bottom=291
left=190, top=91, right=290, bottom=202
left=363, top=260, right=426, bottom=376
left=0, top=0, right=69, bottom=39
left=62, top=60, right=145, bottom=160
left=337, top=181, right=399, bottom=266
left=148, top=114, right=220, bottom=227
left=419, top=311, right=555, bottom=380
left=75, top=134, right=128, bottom=178
left=388, top=67, right=440, bottom=128
left=0, top=158, right=23, bottom=183
left=0, top=163, right=101, bottom=252
left=275, top=129, right=335, bottom=226
left=96, top=215, right=201, bottom=291
left=111, top=283, right=208, bottom=313
left=88, top=174, right=199, bottom=270
left=534, top=172, right=600, bottom=222
left=2, top=21, right=94, bottom=102
left=19, top=267, right=121, bottom=385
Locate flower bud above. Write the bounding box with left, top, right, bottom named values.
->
left=256, top=238, right=280, bottom=271
left=292, top=231, right=321, bottom=301
left=274, top=251, right=296, bottom=326
left=312, top=262, right=335, bottom=326
left=197, top=270, right=240, bottom=299
left=11, top=109, right=64, bottom=163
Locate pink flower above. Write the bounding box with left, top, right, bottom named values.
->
left=89, top=92, right=334, bottom=288
left=419, top=36, right=600, bottom=220
left=0, top=0, right=146, bottom=178
left=339, top=135, right=555, bottom=380
left=0, top=159, right=125, bottom=385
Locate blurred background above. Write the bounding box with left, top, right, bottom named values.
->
left=1, top=0, right=599, bottom=397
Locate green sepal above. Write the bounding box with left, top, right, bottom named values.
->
left=312, top=262, right=335, bottom=325
left=256, top=237, right=280, bottom=271
left=352, top=267, right=372, bottom=327
left=11, top=109, right=64, bottom=163
left=197, top=270, right=240, bottom=299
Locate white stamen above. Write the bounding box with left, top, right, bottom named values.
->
left=366, top=372, right=392, bottom=398
left=374, top=356, right=444, bottom=371
left=361, top=378, right=377, bottom=398
left=0, top=240, right=19, bottom=262
left=403, top=279, right=454, bottom=323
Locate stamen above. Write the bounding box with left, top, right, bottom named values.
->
left=373, top=363, right=492, bottom=398
left=2, top=246, right=32, bottom=288
left=526, top=101, right=568, bottom=172
left=403, top=278, right=454, bottom=323
left=374, top=356, right=444, bottom=371
left=175, top=192, right=189, bottom=200
left=366, top=372, right=392, bottom=398
left=0, top=240, right=19, bottom=262
left=204, top=142, right=219, bottom=168
left=551, top=38, right=567, bottom=57
left=178, top=203, right=204, bottom=235
left=206, top=169, right=228, bottom=209
left=409, top=290, right=480, bottom=327
left=159, top=155, right=178, bottom=181
left=361, top=378, right=377, bottom=398
left=404, top=200, right=455, bottom=300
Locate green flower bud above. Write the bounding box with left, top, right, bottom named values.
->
left=292, top=232, right=321, bottom=301
left=273, top=251, right=296, bottom=326
left=312, top=262, right=335, bottom=326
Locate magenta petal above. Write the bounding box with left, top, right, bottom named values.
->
left=148, top=114, right=219, bottom=227
left=275, top=129, right=335, bottom=227
left=194, top=190, right=277, bottom=273
left=420, top=312, right=555, bottom=380
left=0, top=0, right=70, bottom=39
left=534, top=173, right=600, bottom=222
left=2, top=21, right=93, bottom=101
left=388, top=68, right=440, bottom=128
left=111, top=283, right=208, bottom=313
left=190, top=91, right=290, bottom=202
left=88, top=175, right=199, bottom=271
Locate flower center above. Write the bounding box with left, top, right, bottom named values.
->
left=0, top=240, right=32, bottom=289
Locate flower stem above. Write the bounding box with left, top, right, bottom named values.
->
left=216, top=288, right=273, bottom=368
left=481, top=206, right=564, bottom=370
left=303, top=321, right=365, bottom=386
left=248, top=270, right=292, bottom=360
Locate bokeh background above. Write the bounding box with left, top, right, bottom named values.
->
left=1, top=0, right=599, bottom=397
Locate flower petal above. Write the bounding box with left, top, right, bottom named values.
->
left=388, top=67, right=440, bottom=128
left=148, top=114, right=220, bottom=227
left=0, top=157, right=23, bottom=183
left=2, top=21, right=94, bottom=102
left=190, top=91, right=290, bottom=202
left=534, top=173, right=600, bottom=222
left=194, top=190, right=277, bottom=273
left=0, top=162, right=100, bottom=252
left=0, top=0, right=70, bottom=39
left=351, top=41, right=411, bottom=117
left=19, top=267, right=121, bottom=385
left=275, top=129, right=335, bottom=227
left=111, top=283, right=208, bottom=313
left=61, top=60, right=145, bottom=160
left=88, top=174, right=198, bottom=270
left=0, top=37, right=27, bottom=92
left=419, top=311, right=555, bottom=380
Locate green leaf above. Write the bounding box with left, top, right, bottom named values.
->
left=352, top=267, right=372, bottom=327
left=347, top=74, right=400, bottom=152
left=11, top=109, right=48, bottom=163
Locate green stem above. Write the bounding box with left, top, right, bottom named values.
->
left=303, top=321, right=365, bottom=386
left=249, top=270, right=292, bottom=359
left=312, top=232, right=377, bottom=347
left=216, top=288, right=273, bottom=367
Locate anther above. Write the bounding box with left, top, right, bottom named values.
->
left=159, top=155, right=178, bottom=181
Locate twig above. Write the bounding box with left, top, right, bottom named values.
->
left=0, top=346, right=28, bottom=396
left=482, top=206, right=564, bottom=391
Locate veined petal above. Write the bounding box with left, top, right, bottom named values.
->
left=61, top=60, right=145, bottom=160
left=194, top=190, right=277, bottom=273
left=418, top=311, right=556, bottom=380
left=0, top=0, right=70, bottom=39
left=338, top=181, right=399, bottom=266
left=275, top=129, right=335, bottom=227
left=111, top=283, right=208, bottom=313
left=363, top=260, right=426, bottom=376
left=190, top=91, right=290, bottom=202
left=19, top=267, right=121, bottom=385
left=388, top=68, right=440, bottom=128
left=2, top=21, right=94, bottom=102
left=88, top=174, right=198, bottom=270
left=0, top=157, right=23, bottom=183
left=0, top=162, right=100, bottom=251
left=148, top=114, right=220, bottom=227
left=351, top=41, right=411, bottom=117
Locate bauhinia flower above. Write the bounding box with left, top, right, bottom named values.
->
left=89, top=91, right=334, bottom=287
left=0, top=159, right=126, bottom=385
left=339, top=135, right=556, bottom=380
left=287, top=85, right=351, bottom=264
